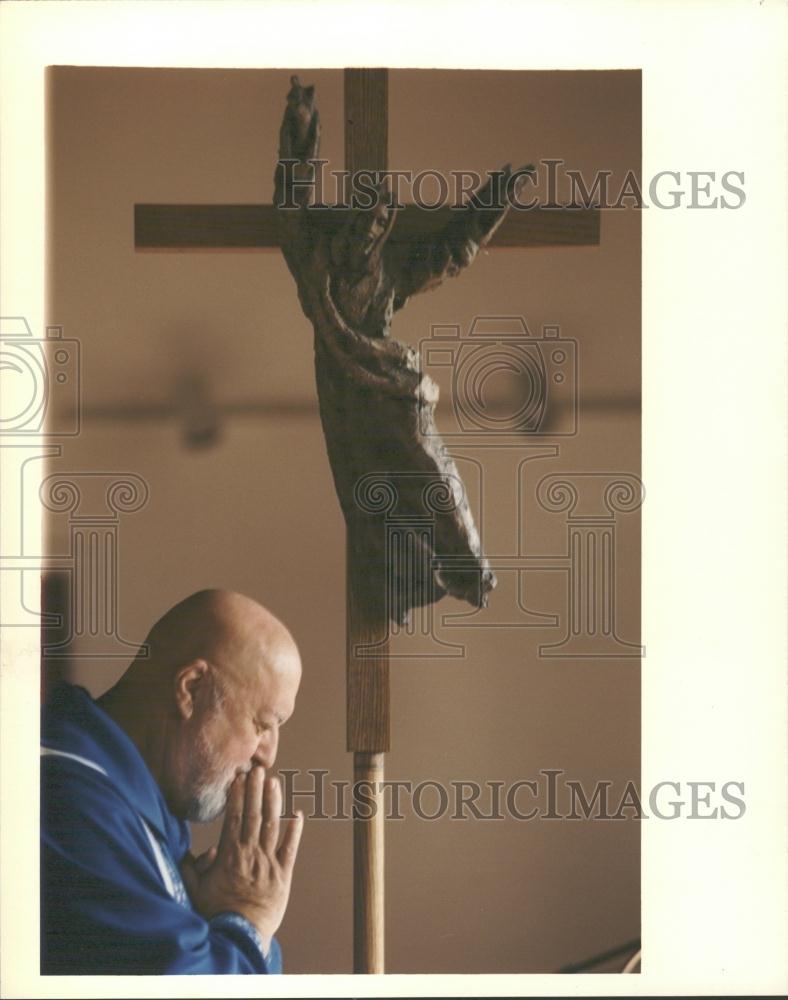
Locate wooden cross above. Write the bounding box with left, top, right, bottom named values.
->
left=134, top=69, right=600, bottom=975
left=134, top=76, right=598, bottom=253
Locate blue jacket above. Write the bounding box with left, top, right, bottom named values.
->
left=41, top=683, right=282, bottom=975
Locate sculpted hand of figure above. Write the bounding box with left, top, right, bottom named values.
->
left=180, top=767, right=304, bottom=956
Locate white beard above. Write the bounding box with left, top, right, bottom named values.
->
left=188, top=772, right=233, bottom=823
left=184, top=725, right=250, bottom=823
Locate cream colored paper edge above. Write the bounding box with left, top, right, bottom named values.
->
left=1, top=1, right=786, bottom=996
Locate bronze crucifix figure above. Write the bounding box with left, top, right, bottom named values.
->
left=274, top=71, right=530, bottom=973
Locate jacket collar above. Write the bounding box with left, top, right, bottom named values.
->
left=42, top=683, right=190, bottom=857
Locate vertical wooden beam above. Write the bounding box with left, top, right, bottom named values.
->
left=347, top=528, right=388, bottom=977
left=352, top=751, right=386, bottom=973
left=344, top=66, right=389, bottom=975
left=344, top=68, right=388, bottom=179
left=347, top=545, right=390, bottom=753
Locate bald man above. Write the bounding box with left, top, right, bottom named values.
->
left=41, top=590, right=304, bottom=975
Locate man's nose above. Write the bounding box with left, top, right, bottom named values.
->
left=252, top=728, right=279, bottom=769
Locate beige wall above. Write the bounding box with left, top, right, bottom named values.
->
left=46, top=66, right=640, bottom=974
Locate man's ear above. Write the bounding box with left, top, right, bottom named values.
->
left=174, top=659, right=210, bottom=720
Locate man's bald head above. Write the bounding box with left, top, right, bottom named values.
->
left=141, top=589, right=300, bottom=692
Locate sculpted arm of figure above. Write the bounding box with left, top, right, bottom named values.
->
left=180, top=768, right=304, bottom=958
left=391, top=164, right=536, bottom=307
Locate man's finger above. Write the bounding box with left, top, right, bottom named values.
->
left=217, top=772, right=246, bottom=854
left=194, top=846, right=217, bottom=874
left=241, top=766, right=265, bottom=843
left=276, top=811, right=304, bottom=874
left=260, top=775, right=282, bottom=856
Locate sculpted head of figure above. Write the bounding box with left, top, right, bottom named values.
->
left=355, top=200, right=390, bottom=255
left=134, top=589, right=302, bottom=822
left=333, top=184, right=395, bottom=275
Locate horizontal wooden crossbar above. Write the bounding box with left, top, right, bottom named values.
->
left=134, top=203, right=600, bottom=252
